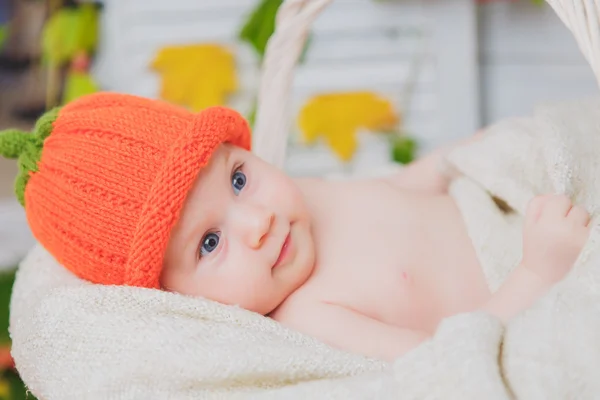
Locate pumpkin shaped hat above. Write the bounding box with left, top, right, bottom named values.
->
left=0, top=92, right=251, bottom=288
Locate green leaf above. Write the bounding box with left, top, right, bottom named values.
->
left=41, top=3, right=99, bottom=65
left=239, top=0, right=283, bottom=60
left=390, top=135, right=418, bottom=165
left=239, top=0, right=311, bottom=63
left=62, top=71, right=100, bottom=104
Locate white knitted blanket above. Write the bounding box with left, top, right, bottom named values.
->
left=9, top=98, right=600, bottom=399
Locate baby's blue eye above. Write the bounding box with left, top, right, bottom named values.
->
left=231, top=170, right=246, bottom=195
left=200, top=232, right=220, bottom=257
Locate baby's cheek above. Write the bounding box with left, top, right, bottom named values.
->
left=218, top=268, right=270, bottom=308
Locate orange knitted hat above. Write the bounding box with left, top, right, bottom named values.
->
left=0, top=92, right=251, bottom=288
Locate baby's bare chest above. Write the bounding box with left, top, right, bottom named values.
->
left=299, top=185, right=455, bottom=327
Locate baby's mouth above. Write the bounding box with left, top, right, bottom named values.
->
left=273, top=232, right=291, bottom=270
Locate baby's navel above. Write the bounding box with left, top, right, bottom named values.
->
left=399, top=270, right=417, bottom=288
left=401, top=271, right=414, bottom=286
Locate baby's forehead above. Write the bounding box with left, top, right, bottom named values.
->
left=187, top=144, right=239, bottom=198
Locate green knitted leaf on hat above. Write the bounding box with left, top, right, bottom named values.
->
left=0, top=129, right=30, bottom=159
left=33, top=106, right=60, bottom=144
left=0, top=107, right=61, bottom=206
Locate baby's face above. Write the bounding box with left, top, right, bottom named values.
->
left=162, top=143, right=315, bottom=315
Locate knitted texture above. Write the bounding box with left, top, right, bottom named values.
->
left=0, top=108, right=60, bottom=206
left=0, top=92, right=251, bottom=288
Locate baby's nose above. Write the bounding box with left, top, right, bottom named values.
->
left=235, top=204, right=275, bottom=248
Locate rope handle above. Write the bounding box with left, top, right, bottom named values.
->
left=252, top=0, right=600, bottom=168
left=252, top=0, right=333, bottom=168
left=545, top=0, right=600, bottom=87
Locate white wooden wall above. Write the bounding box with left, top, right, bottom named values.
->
left=88, top=0, right=600, bottom=136
left=92, top=0, right=480, bottom=176
left=93, top=0, right=600, bottom=176
left=478, top=1, right=599, bottom=124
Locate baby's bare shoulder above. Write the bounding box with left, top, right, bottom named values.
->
left=270, top=278, right=341, bottom=327
left=271, top=292, right=350, bottom=333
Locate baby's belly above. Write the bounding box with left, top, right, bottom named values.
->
left=316, top=251, right=487, bottom=333
left=339, top=266, right=427, bottom=330
left=308, top=193, right=490, bottom=332
left=311, top=243, right=445, bottom=332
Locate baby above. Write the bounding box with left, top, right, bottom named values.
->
left=161, top=138, right=590, bottom=361
left=0, top=93, right=591, bottom=362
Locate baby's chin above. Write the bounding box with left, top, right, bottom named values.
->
left=282, top=222, right=316, bottom=294
left=255, top=269, right=312, bottom=316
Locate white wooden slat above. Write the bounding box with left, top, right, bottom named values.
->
left=310, top=1, right=424, bottom=35
left=289, top=90, right=437, bottom=113
left=120, top=9, right=249, bottom=25
left=313, top=0, right=423, bottom=14
left=478, top=1, right=588, bottom=62
left=413, top=133, right=446, bottom=154
left=114, top=0, right=418, bottom=16
left=403, top=120, right=440, bottom=137
left=120, top=0, right=424, bottom=31
left=481, top=64, right=598, bottom=123
left=120, top=18, right=248, bottom=47
left=120, top=0, right=256, bottom=13
left=121, top=18, right=423, bottom=51
left=285, top=147, right=387, bottom=178
left=304, top=33, right=430, bottom=63
left=291, top=78, right=436, bottom=97
left=119, top=0, right=424, bottom=47
left=477, top=0, right=599, bottom=126
left=286, top=119, right=440, bottom=149
left=293, top=61, right=436, bottom=92
left=115, top=60, right=436, bottom=102
left=121, top=32, right=428, bottom=73
left=424, top=0, right=479, bottom=140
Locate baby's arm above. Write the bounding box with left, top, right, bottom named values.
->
left=384, top=131, right=484, bottom=194
left=481, top=194, right=591, bottom=324
left=480, top=264, right=549, bottom=324
left=281, top=302, right=429, bottom=362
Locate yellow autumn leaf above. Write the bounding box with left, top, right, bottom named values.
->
left=297, top=92, right=400, bottom=161
left=151, top=44, right=238, bottom=112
